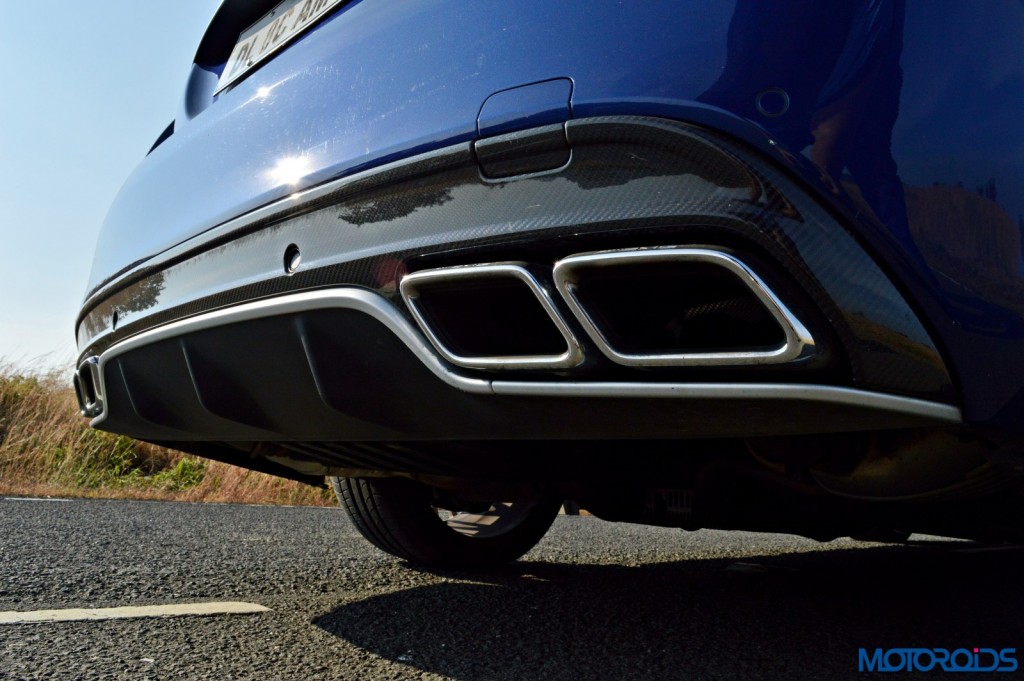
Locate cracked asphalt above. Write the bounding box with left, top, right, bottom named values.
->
left=0, top=496, right=1021, bottom=679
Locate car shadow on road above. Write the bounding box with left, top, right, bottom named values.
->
left=312, top=541, right=1024, bottom=679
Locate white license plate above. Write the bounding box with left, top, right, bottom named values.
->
left=215, top=0, right=348, bottom=93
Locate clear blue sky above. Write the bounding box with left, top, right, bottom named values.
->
left=0, top=1, right=222, bottom=369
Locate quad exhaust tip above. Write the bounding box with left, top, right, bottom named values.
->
left=552, top=247, right=815, bottom=367
left=73, top=356, right=103, bottom=418
left=399, top=263, right=584, bottom=370
left=400, top=247, right=814, bottom=371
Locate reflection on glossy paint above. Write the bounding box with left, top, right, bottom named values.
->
left=269, top=156, right=312, bottom=186
left=905, top=183, right=1024, bottom=319
left=700, top=0, right=910, bottom=251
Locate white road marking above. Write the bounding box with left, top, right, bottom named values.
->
left=0, top=602, right=269, bottom=625
left=3, top=497, right=72, bottom=502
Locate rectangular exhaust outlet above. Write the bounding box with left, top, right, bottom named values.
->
left=400, top=263, right=582, bottom=370
left=552, top=247, right=814, bottom=367
left=74, top=357, right=103, bottom=417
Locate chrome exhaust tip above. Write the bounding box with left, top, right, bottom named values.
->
left=400, top=263, right=583, bottom=370
left=74, top=356, right=104, bottom=418
left=552, top=247, right=815, bottom=367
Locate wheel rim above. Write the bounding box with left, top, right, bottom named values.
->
left=438, top=502, right=543, bottom=539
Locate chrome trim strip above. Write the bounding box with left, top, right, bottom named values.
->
left=88, top=289, right=493, bottom=428
left=89, top=287, right=961, bottom=428
left=400, top=263, right=584, bottom=370
left=490, top=381, right=962, bottom=423
left=552, top=247, right=816, bottom=367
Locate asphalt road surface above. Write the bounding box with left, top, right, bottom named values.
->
left=0, top=497, right=1021, bottom=680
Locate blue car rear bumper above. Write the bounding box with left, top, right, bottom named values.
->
left=79, top=0, right=1024, bottom=442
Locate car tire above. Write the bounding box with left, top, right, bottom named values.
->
left=330, top=476, right=560, bottom=569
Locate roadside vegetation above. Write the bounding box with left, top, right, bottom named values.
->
left=0, top=365, right=332, bottom=506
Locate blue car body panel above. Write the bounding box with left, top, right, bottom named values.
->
left=85, top=0, right=1024, bottom=433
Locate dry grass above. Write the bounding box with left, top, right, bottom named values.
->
left=0, top=365, right=333, bottom=506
